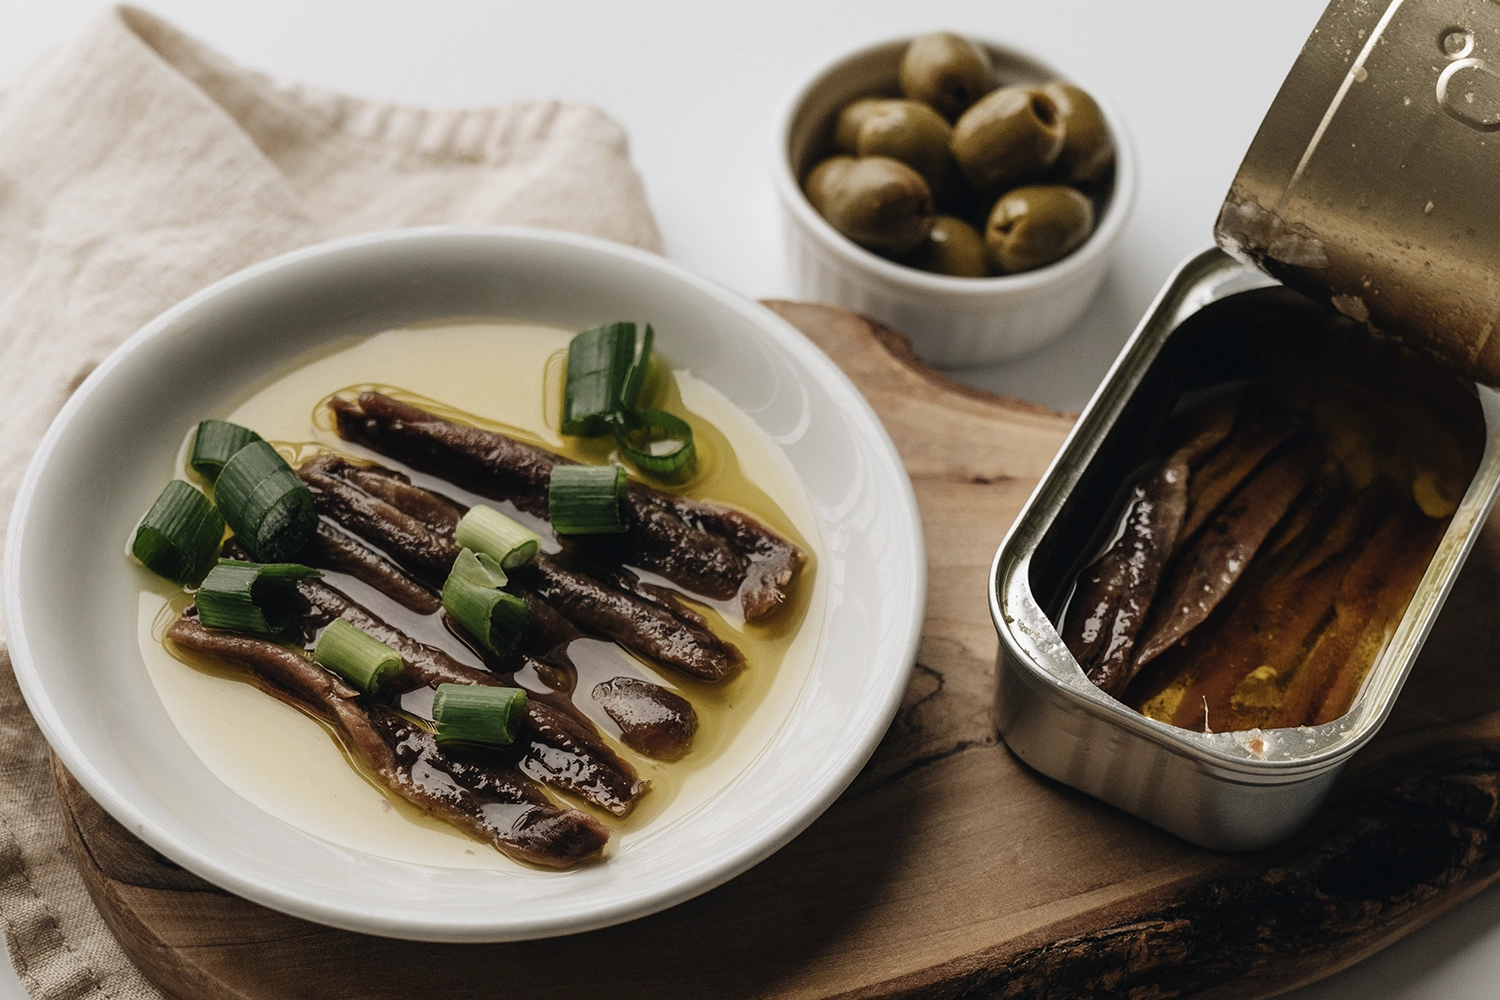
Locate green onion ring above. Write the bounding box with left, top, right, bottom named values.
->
left=431, top=683, right=528, bottom=746
left=615, top=409, right=696, bottom=481
left=130, top=481, right=224, bottom=584
left=312, top=618, right=402, bottom=694
left=195, top=559, right=321, bottom=635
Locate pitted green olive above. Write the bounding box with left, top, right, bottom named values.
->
left=855, top=100, right=960, bottom=201
left=803, top=155, right=857, bottom=214
left=898, top=33, right=993, bottom=120
left=984, top=184, right=1094, bottom=274
left=833, top=98, right=892, bottom=155
left=951, top=86, right=1064, bottom=194
left=822, top=156, right=935, bottom=257
left=908, top=215, right=989, bottom=277
left=1043, top=82, right=1115, bottom=184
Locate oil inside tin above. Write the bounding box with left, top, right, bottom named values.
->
left=1034, top=287, right=1485, bottom=734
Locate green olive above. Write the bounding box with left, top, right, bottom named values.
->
left=803, top=155, right=857, bottom=214
left=984, top=185, right=1094, bottom=274
left=899, top=33, right=993, bottom=120
left=833, top=98, right=892, bottom=155
left=822, top=156, right=935, bottom=257
left=855, top=99, right=960, bottom=201
left=1043, top=82, right=1114, bottom=184
left=908, top=215, right=989, bottom=277
left=951, top=86, right=1064, bottom=194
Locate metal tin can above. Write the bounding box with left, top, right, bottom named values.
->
left=991, top=0, right=1500, bottom=851
left=991, top=247, right=1500, bottom=850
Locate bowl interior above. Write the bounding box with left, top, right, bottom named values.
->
left=4, top=227, right=924, bottom=941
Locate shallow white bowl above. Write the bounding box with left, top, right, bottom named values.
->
left=3, top=226, right=924, bottom=942
left=771, top=35, right=1137, bottom=369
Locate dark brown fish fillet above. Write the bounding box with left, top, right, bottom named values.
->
left=303, top=520, right=441, bottom=614
left=1061, top=457, right=1189, bottom=697
left=295, top=580, right=647, bottom=817
left=1163, top=388, right=1244, bottom=469
left=1136, top=484, right=1391, bottom=732
left=290, top=462, right=706, bottom=759
left=297, top=579, right=493, bottom=689
left=593, top=676, right=699, bottom=760
left=514, top=554, right=744, bottom=681
left=518, top=590, right=585, bottom=664
left=299, top=463, right=460, bottom=583
left=1155, top=533, right=1358, bottom=733
left=1177, top=411, right=1301, bottom=548
left=591, top=563, right=712, bottom=630
left=165, top=614, right=608, bottom=868
left=329, top=391, right=803, bottom=619
left=304, top=453, right=467, bottom=537
left=302, top=456, right=742, bottom=679
left=1134, top=445, right=1317, bottom=668
left=368, top=711, right=609, bottom=868
left=1277, top=502, right=1441, bottom=728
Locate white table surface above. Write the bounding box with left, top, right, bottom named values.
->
left=4, top=2, right=1499, bottom=997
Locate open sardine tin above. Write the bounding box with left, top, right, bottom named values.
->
left=991, top=0, right=1500, bottom=851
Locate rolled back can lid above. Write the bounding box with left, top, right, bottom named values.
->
left=1217, top=0, right=1500, bottom=387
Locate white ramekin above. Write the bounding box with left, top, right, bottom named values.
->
left=770, top=35, right=1137, bottom=369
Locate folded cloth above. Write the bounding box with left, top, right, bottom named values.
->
left=0, top=6, right=662, bottom=997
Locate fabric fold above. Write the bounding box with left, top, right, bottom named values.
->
left=0, top=6, right=662, bottom=997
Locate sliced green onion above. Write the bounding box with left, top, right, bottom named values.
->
left=562, top=321, right=636, bottom=436
left=454, top=505, right=541, bottom=570
left=615, top=409, right=696, bottom=482
left=190, top=420, right=263, bottom=481
left=619, top=322, right=654, bottom=413
left=432, top=683, right=528, bottom=746
left=548, top=464, right=628, bottom=534
left=313, top=617, right=402, bottom=694
left=450, top=546, right=509, bottom=589
left=195, top=559, right=321, bottom=635
left=442, top=549, right=529, bottom=655
left=130, top=481, right=224, bottom=584
left=560, top=321, right=655, bottom=437
left=215, top=440, right=317, bottom=561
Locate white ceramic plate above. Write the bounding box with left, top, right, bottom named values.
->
left=3, top=226, right=924, bottom=942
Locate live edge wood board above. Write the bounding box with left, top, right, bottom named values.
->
left=52, top=301, right=1500, bottom=999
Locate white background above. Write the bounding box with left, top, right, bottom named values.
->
left=4, top=2, right=1500, bottom=997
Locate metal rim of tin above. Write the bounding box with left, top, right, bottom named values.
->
left=990, top=247, right=1500, bottom=781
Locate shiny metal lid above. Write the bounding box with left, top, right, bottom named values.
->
left=1217, top=0, right=1500, bottom=387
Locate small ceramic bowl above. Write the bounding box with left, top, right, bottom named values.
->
left=3, top=226, right=925, bottom=942
left=770, top=35, right=1136, bottom=369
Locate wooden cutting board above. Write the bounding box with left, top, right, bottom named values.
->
left=53, top=301, right=1500, bottom=1000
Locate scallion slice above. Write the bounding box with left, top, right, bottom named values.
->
left=214, top=440, right=317, bottom=561
left=432, top=683, right=528, bottom=746
left=560, top=321, right=654, bottom=437
left=548, top=464, right=628, bottom=534
left=562, top=321, right=636, bottom=436
left=195, top=559, right=321, bottom=635
left=441, top=549, right=529, bottom=655
left=454, top=505, right=542, bottom=570
left=313, top=618, right=402, bottom=694
left=450, top=546, right=509, bottom=589
left=615, top=408, right=696, bottom=482
left=130, top=481, right=224, bottom=584
left=619, top=322, right=654, bottom=413
left=190, top=420, right=264, bottom=481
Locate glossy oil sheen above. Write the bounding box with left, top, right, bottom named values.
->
left=137, top=320, right=825, bottom=870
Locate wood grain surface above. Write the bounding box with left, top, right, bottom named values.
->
left=52, top=301, right=1500, bottom=999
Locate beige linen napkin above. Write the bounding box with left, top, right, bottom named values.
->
left=0, top=6, right=662, bottom=997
